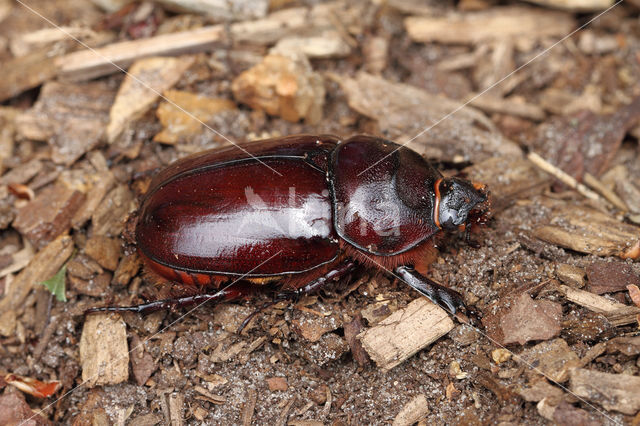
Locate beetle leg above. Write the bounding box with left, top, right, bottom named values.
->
left=84, top=281, right=256, bottom=315
left=394, top=265, right=476, bottom=325
left=276, top=260, right=357, bottom=302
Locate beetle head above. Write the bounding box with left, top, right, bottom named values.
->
left=434, top=177, right=489, bottom=232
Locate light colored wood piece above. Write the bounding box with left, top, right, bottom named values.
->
left=56, top=25, right=225, bottom=82
left=357, top=298, right=454, bottom=371
left=405, top=6, right=574, bottom=45
left=392, top=394, right=429, bottom=426
left=559, top=285, right=640, bottom=326
left=79, top=314, right=129, bottom=386
left=570, top=368, right=640, bottom=415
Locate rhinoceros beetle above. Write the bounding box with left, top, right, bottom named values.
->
left=87, top=134, right=489, bottom=324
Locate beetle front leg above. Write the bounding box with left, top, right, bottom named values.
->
left=394, top=265, right=473, bottom=324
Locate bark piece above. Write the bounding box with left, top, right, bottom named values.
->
left=616, top=180, right=640, bottom=214
left=71, top=171, right=115, bottom=229
left=357, top=298, right=454, bottom=370
left=79, top=313, right=129, bottom=387
left=107, top=56, right=195, bottom=143
left=130, top=333, right=156, bottom=386
left=91, top=185, right=137, bottom=237
left=0, top=234, right=73, bottom=314
left=84, top=235, right=122, bottom=271
left=343, top=316, right=370, bottom=366
left=0, top=47, right=58, bottom=102
left=336, top=72, right=520, bottom=163
left=154, top=90, right=236, bottom=144
left=15, top=81, right=115, bottom=166
left=570, top=368, right=640, bottom=415
left=113, top=252, right=141, bottom=287
left=555, top=264, right=585, bottom=288
left=586, top=261, right=640, bottom=294
left=232, top=53, right=325, bottom=125
left=266, top=377, right=288, bottom=392
left=13, top=183, right=85, bottom=249
left=56, top=25, right=225, bottom=82
left=530, top=96, right=640, bottom=182
left=532, top=199, right=640, bottom=260
left=516, top=378, right=564, bottom=402
left=500, top=293, right=562, bottom=345
left=291, top=310, right=340, bottom=343
left=405, top=6, right=574, bottom=44
left=392, top=394, right=429, bottom=426
left=0, top=393, right=51, bottom=426
left=520, top=339, right=580, bottom=383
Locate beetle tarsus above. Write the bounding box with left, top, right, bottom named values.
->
left=395, top=265, right=472, bottom=322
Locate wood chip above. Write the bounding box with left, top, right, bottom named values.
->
left=271, top=30, right=351, bottom=59
left=241, top=388, right=257, bottom=426
left=520, top=339, right=580, bottom=383
left=500, top=293, right=562, bottom=345
left=84, top=235, right=121, bottom=271
left=586, top=261, right=640, bottom=294
left=0, top=234, right=73, bottom=314
left=559, top=285, right=640, bottom=326
left=71, top=171, right=115, bottom=229
left=468, top=95, right=545, bottom=121
left=56, top=25, right=225, bottom=82
left=405, top=6, right=574, bottom=44
left=291, top=309, right=340, bottom=343
left=0, top=47, right=59, bottom=103
left=79, top=314, right=129, bottom=387
left=555, top=264, right=585, bottom=288
left=570, top=368, right=640, bottom=415
left=0, top=392, right=52, bottom=426
left=392, top=394, right=429, bottom=426
left=357, top=298, right=454, bottom=371
left=232, top=53, right=325, bottom=125
left=15, top=81, right=115, bottom=166
left=156, top=0, right=268, bottom=20
left=266, top=377, right=288, bottom=392
left=343, top=316, right=370, bottom=366
left=516, top=378, right=564, bottom=402
left=154, top=90, right=236, bottom=144
left=91, top=185, right=137, bottom=237
left=107, top=56, right=195, bottom=143
left=168, top=393, right=184, bottom=426
left=335, top=72, right=520, bottom=163
left=130, top=333, right=156, bottom=386
left=532, top=199, right=640, bottom=260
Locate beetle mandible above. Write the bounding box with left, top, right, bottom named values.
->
left=88, top=134, right=489, bottom=323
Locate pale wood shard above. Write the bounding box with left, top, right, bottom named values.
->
left=559, top=285, right=640, bottom=326
left=271, top=30, right=351, bottom=59
left=405, top=6, right=575, bottom=45
left=55, top=25, right=225, bottom=82
left=532, top=199, right=640, bottom=260
left=527, top=152, right=601, bottom=201
left=106, top=56, right=195, bottom=143
left=392, top=394, right=429, bottom=426
left=524, top=0, right=614, bottom=12
left=157, top=0, right=268, bottom=20
left=520, top=339, right=580, bottom=383
left=357, top=298, right=454, bottom=371
left=570, top=368, right=640, bottom=415
left=79, top=314, right=129, bottom=387
left=0, top=234, right=73, bottom=314
left=468, top=95, right=546, bottom=121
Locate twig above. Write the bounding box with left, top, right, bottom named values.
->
left=527, top=152, right=602, bottom=202
left=583, top=172, right=628, bottom=211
